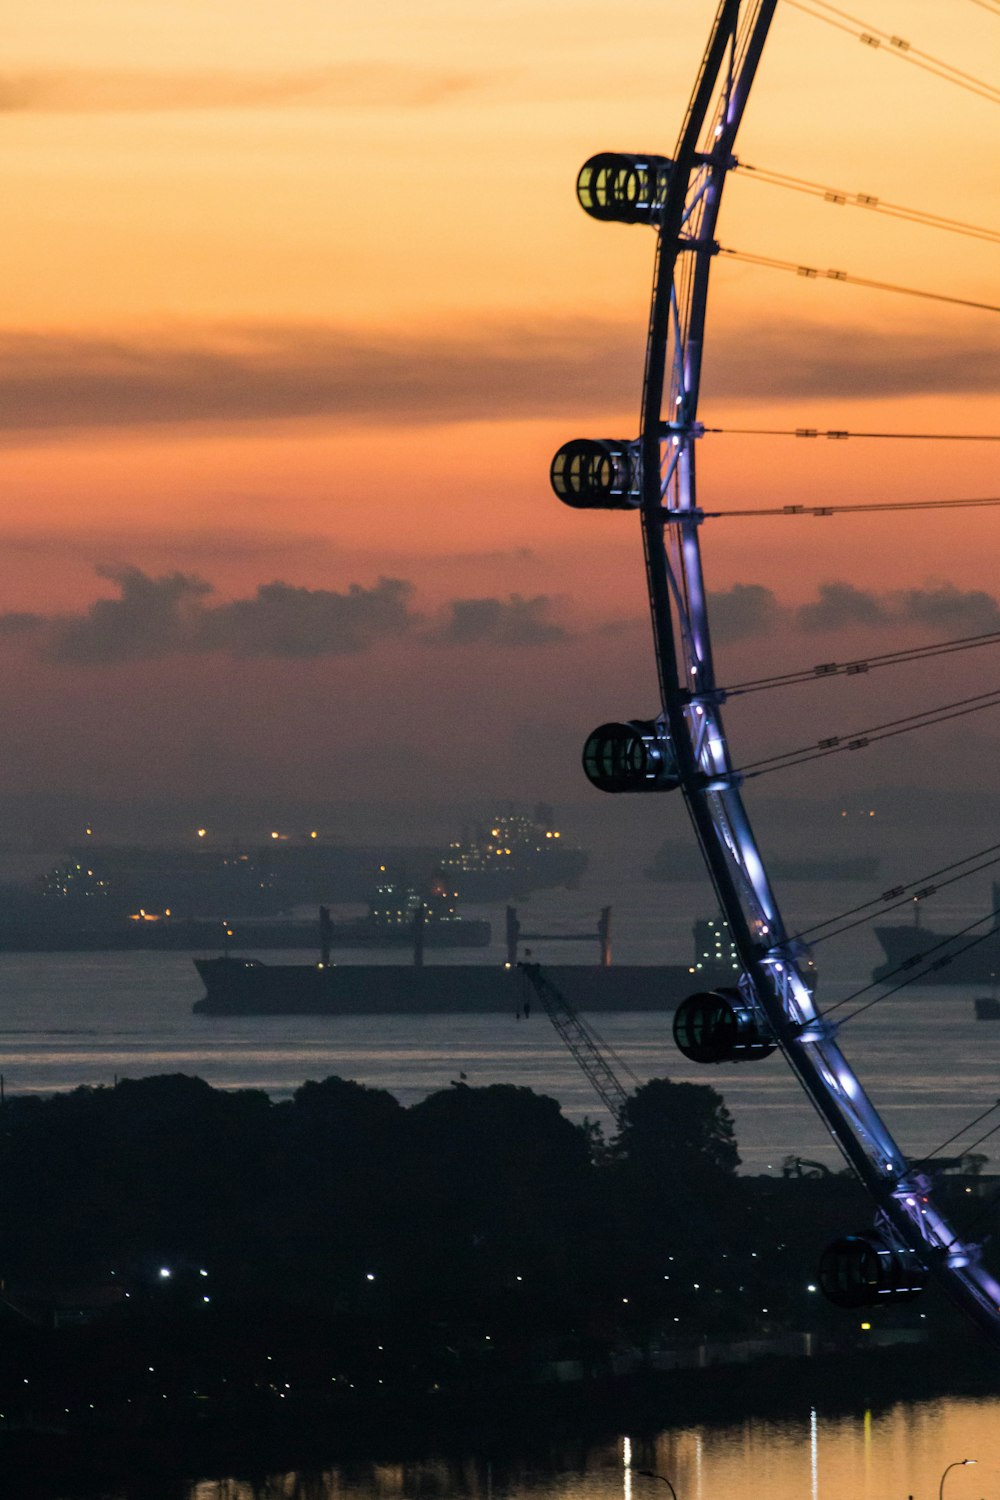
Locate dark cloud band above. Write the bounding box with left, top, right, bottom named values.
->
left=709, top=579, right=1000, bottom=642
left=0, top=315, right=993, bottom=439
left=1, top=567, right=566, bottom=664
left=0, top=567, right=992, bottom=664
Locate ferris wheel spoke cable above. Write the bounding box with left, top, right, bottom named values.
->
left=803, top=850, right=1000, bottom=948
left=718, top=247, right=1000, bottom=314
left=913, top=1100, right=1000, bottom=1171
left=704, top=428, right=1000, bottom=442
left=820, top=903, right=1000, bottom=1025
left=732, top=162, right=1000, bottom=244
left=783, top=0, right=1000, bottom=103
left=736, top=684, right=1000, bottom=778
left=702, top=495, right=1000, bottom=519
left=948, top=1116, right=1000, bottom=1160
left=725, top=625, right=1000, bottom=698
left=794, top=836, right=1000, bottom=942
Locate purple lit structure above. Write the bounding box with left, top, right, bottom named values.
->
left=553, top=0, right=1000, bottom=1344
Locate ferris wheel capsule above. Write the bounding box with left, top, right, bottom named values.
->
left=673, top=988, right=775, bottom=1064
left=581, top=720, right=678, bottom=793
left=818, top=1233, right=927, bottom=1308
left=576, top=153, right=673, bottom=224
left=550, top=438, right=639, bottom=509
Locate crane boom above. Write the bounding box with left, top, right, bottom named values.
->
left=518, top=962, right=630, bottom=1126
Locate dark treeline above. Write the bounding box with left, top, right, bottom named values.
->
left=0, top=1073, right=982, bottom=1451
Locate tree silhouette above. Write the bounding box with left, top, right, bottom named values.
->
left=615, top=1077, right=740, bottom=1182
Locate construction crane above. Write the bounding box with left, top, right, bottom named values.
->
left=517, top=961, right=639, bottom=1128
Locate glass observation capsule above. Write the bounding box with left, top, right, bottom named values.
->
left=582, top=720, right=678, bottom=793
left=673, top=987, right=775, bottom=1064
left=550, top=439, right=639, bottom=510
left=818, top=1234, right=927, bottom=1309
left=576, top=153, right=673, bottom=224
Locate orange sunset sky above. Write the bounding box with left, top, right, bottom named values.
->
left=0, top=0, right=996, bottom=841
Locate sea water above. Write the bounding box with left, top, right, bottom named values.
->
left=0, top=874, right=994, bottom=1174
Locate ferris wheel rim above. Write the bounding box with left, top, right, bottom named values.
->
left=634, top=0, right=1000, bottom=1343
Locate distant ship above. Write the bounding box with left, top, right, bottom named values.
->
left=0, top=871, right=488, bottom=954
left=326, top=872, right=490, bottom=949
left=872, top=883, right=1000, bottom=985
left=31, top=838, right=449, bottom=925
left=0, top=810, right=585, bottom=949
left=437, top=806, right=588, bottom=902
left=193, top=908, right=740, bottom=1017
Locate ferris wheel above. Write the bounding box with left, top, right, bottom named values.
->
left=551, top=0, right=1000, bottom=1346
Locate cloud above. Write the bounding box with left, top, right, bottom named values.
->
left=0, top=321, right=634, bottom=437
left=706, top=579, right=1000, bottom=643
left=702, top=319, right=1000, bottom=403
left=434, top=594, right=566, bottom=646
left=0, top=611, right=43, bottom=637
left=0, top=313, right=993, bottom=440
left=35, top=568, right=418, bottom=665
left=795, top=582, right=890, bottom=633
left=47, top=567, right=211, bottom=663
left=0, top=568, right=567, bottom=664
left=895, top=582, right=1000, bottom=633
left=4, top=568, right=999, bottom=666
left=0, top=65, right=485, bottom=114
left=205, top=578, right=418, bottom=658
left=704, top=583, right=782, bottom=643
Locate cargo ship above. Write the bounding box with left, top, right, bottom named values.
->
left=872, top=883, right=1000, bottom=985
left=192, top=959, right=707, bottom=1015
left=192, top=907, right=740, bottom=1016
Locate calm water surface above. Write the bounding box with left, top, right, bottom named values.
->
left=0, top=878, right=995, bottom=1171
left=179, top=1394, right=1000, bottom=1500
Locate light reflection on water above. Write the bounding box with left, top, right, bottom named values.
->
left=182, top=1396, right=1000, bottom=1500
